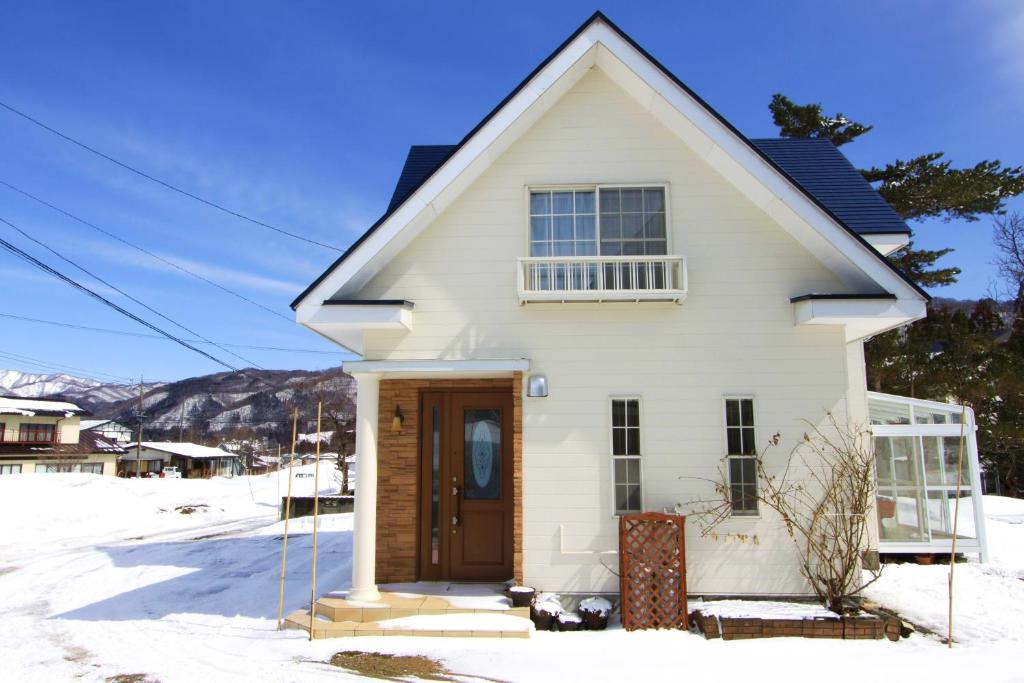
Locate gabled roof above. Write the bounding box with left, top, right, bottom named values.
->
left=0, top=395, right=85, bottom=416
left=383, top=139, right=912, bottom=239
left=293, top=11, right=929, bottom=311
left=127, top=441, right=235, bottom=460
left=748, top=139, right=910, bottom=236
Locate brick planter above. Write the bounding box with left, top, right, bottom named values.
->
left=690, top=610, right=899, bottom=641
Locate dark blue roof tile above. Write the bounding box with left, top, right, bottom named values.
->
left=749, top=138, right=910, bottom=235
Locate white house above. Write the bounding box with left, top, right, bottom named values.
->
left=292, top=13, right=985, bottom=600
left=80, top=419, right=133, bottom=444
left=0, top=396, right=122, bottom=475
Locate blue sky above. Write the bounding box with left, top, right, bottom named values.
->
left=1, top=1, right=1022, bottom=384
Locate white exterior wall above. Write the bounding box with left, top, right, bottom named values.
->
left=356, top=69, right=864, bottom=595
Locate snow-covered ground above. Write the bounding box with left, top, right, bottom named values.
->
left=864, top=495, right=1024, bottom=645
left=1, top=474, right=1021, bottom=683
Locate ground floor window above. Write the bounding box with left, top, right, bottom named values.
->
left=34, top=462, right=104, bottom=474
left=724, top=397, right=759, bottom=516
left=611, top=397, right=643, bottom=514
left=0, top=464, right=22, bottom=474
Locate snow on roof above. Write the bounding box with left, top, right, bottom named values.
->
left=0, top=395, right=84, bottom=416
left=80, top=419, right=112, bottom=429
left=127, top=442, right=237, bottom=459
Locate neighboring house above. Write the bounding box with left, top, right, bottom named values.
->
left=80, top=418, right=134, bottom=444
left=120, top=442, right=243, bottom=478
left=0, top=396, right=122, bottom=475
left=292, top=13, right=986, bottom=600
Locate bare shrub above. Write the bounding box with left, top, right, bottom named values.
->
left=683, top=413, right=881, bottom=613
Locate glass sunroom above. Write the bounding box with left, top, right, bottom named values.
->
left=868, top=392, right=988, bottom=560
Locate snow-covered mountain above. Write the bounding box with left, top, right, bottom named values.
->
left=0, top=369, right=145, bottom=405
left=0, top=367, right=354, bottom=444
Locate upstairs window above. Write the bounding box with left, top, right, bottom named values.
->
left=725, top=397, right=758, bottom=516
left=19, top=423, right=55, bottom=443
left=529, top=186, right=667, bottom=258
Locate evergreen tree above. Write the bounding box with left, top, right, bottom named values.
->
left=769, top=94, right=873, bottom=146
left=769, top=94, right=1024, bottom=286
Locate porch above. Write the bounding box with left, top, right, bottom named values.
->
left=343, top=359, right=527, bottom=603
left=283, top=583, right=533, bottom=639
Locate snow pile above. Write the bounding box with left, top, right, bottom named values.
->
left=579, top=596, right=612, bottom=617
left=692, top=599, right=836, bottom=620
left=864, top=495, right=1024, bottom=644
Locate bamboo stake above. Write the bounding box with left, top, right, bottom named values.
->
left=308, top=401, right=323, bottom=641
left=276, top=409, right=299, bottom=630
left=947, top=402, right=968, bottom=648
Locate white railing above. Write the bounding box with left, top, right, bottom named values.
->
left=516, top=255, right=687, bottom=303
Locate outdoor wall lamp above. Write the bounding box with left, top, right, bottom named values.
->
left=391, top=405, right=404, bottom=432
left=526, top=374, right=548, bottom=398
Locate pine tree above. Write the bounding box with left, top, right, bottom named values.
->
left=769, top=94, right=1024, bottom=287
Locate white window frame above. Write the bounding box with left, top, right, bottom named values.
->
left=723, top=395, right=759, bottom=517
left=0, top=464, right=21, bottom=475
left=524, top=183, right=673, bottom=256
left=609, top=395, right=645, bottom=516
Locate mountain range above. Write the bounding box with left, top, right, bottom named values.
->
left=0, top=367, right=354, bottom=442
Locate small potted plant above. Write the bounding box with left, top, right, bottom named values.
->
left=508, top=585, right=536, bottom=608
left=579, top=597, right=611, bottom=630
left=531, top=593, right=562, bottom=631
left=556, top=611, right=582, bottom=632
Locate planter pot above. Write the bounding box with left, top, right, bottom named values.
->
left=509, top=587, right=535, bottom=608
left=556, top=614, right=582, bottom=632
left=580, top=610, right=609, bottom=631
left=914, top=554, right=934, bottom=565
left=532, top=610, right=556, bottom=631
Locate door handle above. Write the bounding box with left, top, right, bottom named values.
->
left=452, top=485, right=461, bottom=528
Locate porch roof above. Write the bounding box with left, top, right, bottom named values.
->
left=343, top=358, right=529, bottom=378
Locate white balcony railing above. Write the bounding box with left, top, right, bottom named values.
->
left=517, top=255, right=687, bottom=304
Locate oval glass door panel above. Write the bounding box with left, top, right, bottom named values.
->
left=464, top=409, right=500, bottom=499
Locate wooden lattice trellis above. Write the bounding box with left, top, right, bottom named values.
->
left=618, top=512, right=687, bottom=631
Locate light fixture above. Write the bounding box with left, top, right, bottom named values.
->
left=526, top=374, right=548, bottom=398
left=391, top=405, right=404, bottom=432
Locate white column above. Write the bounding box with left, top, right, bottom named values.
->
left=349, top=372, right=381, bottom=602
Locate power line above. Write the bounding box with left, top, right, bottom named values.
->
left=0, top=178, right=292, bottom=321
left=0, top=232, right=239, bottom=371
left=0, top=100, right=343, bottom=252
left=0, top=215, right=261, bottom=369
left=0, top=312, right=343, bottom=355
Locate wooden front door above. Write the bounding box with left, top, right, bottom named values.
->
left=418, top=391, right=514, bottom=581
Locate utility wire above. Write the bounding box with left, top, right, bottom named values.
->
left=0, top=179, right=292, bottom=321
left=0, top=215, right=261, bottom=369
left=0, top=232, right=238, bottom=371
left=0, top=312, right=342, bottom=355
left=0, top=100, right=342, bottom=252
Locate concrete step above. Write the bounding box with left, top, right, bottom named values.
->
left=283, top=608, right=533, bottom=640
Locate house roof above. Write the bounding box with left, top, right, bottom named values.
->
left=0, top=395, right=85, bottom=417
left=78, top=431, right=127, bottom=454
left=747, top=139, right=910, bottom=236
left=384, top=138, right=911, bottom=238
left=126, top=441, right=236, bottom=460
left=0, top=430, right=125, bottom=456
left=80, top=419, right=119, bottom=430
left=292, top=11, right=929, bottom=311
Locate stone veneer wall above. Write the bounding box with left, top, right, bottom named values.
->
left=374, top=373, right=523, bottom=584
